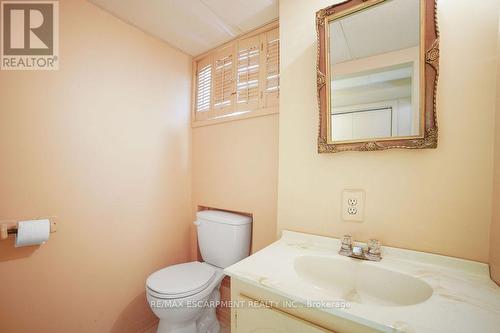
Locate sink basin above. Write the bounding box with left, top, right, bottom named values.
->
left=294, top=256, right=433, bottom=307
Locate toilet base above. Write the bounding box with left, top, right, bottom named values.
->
left=156, top=319, right=219, bottom=333
left=155, top=289, right=221, bottom=333
left=157, top=321, right=197, bottom=333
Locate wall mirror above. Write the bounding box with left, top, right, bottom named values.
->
left=316, top=0, right=439, bottom=153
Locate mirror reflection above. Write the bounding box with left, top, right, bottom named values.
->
left=329, top=0, right=421, bottom=142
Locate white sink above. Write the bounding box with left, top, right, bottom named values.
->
left=294, top=255, right=433, bottom=307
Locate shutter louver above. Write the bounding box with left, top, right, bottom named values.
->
left=213, top=55, right=232, bottom=109
left=195, top=58, right=213, bottom=121
left=264, top=28, right=280, bottom=108
left=212, top=46, right=235, bottom=117
left=236, top=36, right=261, bottom=112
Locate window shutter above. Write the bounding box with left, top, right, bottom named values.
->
left=212, top=46, right=235, bottom=118
left=263, top=28, right=280, bottom=108
left=236, top=35, right=261, bottom=113
left=192, top=24, right=279, bottom=125
left=195, top=56, right=213, bottom=121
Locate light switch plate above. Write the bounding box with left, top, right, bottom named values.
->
left=342, top=189, right=365, bottom=222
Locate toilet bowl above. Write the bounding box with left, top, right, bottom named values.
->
left=146, top=210, right=252, bottom=333
left=147, top=262, right=225, bottom=333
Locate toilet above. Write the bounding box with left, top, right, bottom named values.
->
left=146, top=210, right=252, bottom=333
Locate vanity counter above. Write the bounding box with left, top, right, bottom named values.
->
left=224, top=231, right=500, bottom=333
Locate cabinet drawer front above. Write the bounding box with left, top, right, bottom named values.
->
left=236, top=295, right=335, bottom=333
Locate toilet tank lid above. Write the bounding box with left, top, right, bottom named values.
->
left=196, top=210, right=252, bottom=226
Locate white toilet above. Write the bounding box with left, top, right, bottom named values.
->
left=146, top=210, right=252, bottom=333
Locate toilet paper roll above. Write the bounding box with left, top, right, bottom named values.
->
left=15, top=219, right=50, bottom=248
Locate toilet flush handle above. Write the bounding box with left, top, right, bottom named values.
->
left=193, top=220, right=201, bottom=226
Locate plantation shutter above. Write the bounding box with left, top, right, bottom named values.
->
left=192, top=24, right=279, bottom=124
left=263, top=28, right=280, bottom=108
left=236, top=35, right=261, bottom=113
left=212, top=45, right=236, bottom=118
left=195, top=55, right=213, bottom=121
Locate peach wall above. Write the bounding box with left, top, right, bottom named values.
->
left=278, top=0, right=499, bottom=262
left=0, top=1, right=192, bottom=332
left=191, top=114, right=279, bottom=255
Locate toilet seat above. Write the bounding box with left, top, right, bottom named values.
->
left=146, top=262, right=216, bottom=299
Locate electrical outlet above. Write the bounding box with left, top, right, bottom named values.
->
left=342, top=189, right=365, bottom=222
left=347, top=207, right=358, bottom=215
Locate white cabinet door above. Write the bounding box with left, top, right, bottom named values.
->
left=352, top=108, right=392, bottom=139
left=332, top=108, right=392, bottom=141
left=235, top=296, right=334, bottom=333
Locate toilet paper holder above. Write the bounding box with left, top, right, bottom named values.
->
left=0, top=219, right=57, bottom=241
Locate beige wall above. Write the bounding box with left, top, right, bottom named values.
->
left=278, top=0, right=499, bottom=262
left=0, top=1, right=192, bottom=332
left=192, top=115, right=279, bottom=255
left=491, top=8, right=500, bottom=284
left=492, top=95, right=500, bottom=283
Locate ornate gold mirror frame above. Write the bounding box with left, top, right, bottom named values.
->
left=316, top=0, right=439, bottom=153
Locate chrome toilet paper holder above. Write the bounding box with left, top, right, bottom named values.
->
left=0, top=219, right=57, bottom=241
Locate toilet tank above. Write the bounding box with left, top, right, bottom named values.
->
left=195, top=210, right=252, bottom=268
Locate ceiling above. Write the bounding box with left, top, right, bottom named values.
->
left=330, top=0, right=420, bottom=65
left=88, top=0, right=279, bottom=56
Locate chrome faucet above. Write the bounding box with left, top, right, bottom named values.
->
left=339, top=235, right=382, bottom=261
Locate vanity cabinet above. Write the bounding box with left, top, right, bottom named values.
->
left=235, top=295, right=332, bottom=333
left=230, top=278, right=378, bottom=333
left=227, top=231, right=500, bottom=333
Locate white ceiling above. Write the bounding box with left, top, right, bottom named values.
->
left=330, top=0, right=420, bottom=65
left=88, top=0, right=279, bottom=56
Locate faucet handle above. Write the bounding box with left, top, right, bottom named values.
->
left=367, top=239, right=382, bottom=261
left=341, top=235, right=352, bottom=247
left=368, top=239, right=381, bottom=254
left=339, top=235, right=352, bottom=255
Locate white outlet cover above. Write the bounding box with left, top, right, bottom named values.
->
left=342, top=189, right=365, bottom=222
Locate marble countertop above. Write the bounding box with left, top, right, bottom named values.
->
left=224, top=231, right=500, bottom=333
